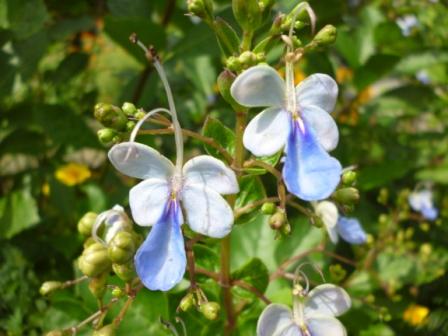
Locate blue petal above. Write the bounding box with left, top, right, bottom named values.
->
left=337, top=217, right=367, bottom=245
left=283, top=118, right=342, bottom=201
left=135, top=200, right=186, bottom=291
left=421, top=206, right=438, bottom=221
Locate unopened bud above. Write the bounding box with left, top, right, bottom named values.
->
left=333, top=187, right=360, bottom=205
left=342, top=170, right=357, bottom=186
left=312, top=24, right=337, bottom=47
left=329, top=264, right=347, bottom=282
left=188, top=0, right=214, bottom=22
left=88, top=273, right=108, bottom=299
left=232, top=0, right=262, bottom=31
left=225, top=56, right=242, bottom=72
left=179, top=292, right=196, bottom=312
left=46, top=331, right=68, bottom=336
left=78, top=243, right=112, bottom=278
left=126, top=121, right=136, bottom=132
left=93, top=324, right=116, bottom=336
left=199, top=301, right=220, bottom=320
left=134, top=110, right=146, bottom=120
left=377, top=188, right=388, bottom=205
left=261, top=202, right=276, bottom=215
left=77, top=212, right=98, bottom=236
left=269, top=209, right=286, bottom=230
left=94, top=103, right=128, bottom=131
left=112, top=261, right=136, bottom=282
left=122, top=102, right=138, bottom=116
left=112, top=287, right=124, bottom=298
left=108, top=231, right=136, bottom=264
left=40, top=281, right=63, bottom=296
left=97, top=128, right=119, bottom=146
left=84, top=237, right=96, bottom=249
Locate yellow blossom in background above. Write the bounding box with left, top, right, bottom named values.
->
left=41, top=182, right=50, bottom=196
left=336, top=66, right=353, bottom=84
left=357, top=86, right=373, bottom=105
left=403, top=304, right=429, bottom=326
left=55, top=163, right=91, bottom=186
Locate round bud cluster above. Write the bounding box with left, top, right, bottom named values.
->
left=187, top=0, right=214, bottom=23
left=94, top=102, right=140, bottom=146
left=226, top=52, right=265, bottom=72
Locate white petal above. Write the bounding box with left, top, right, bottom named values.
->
left=183, top=155, right=239, bottom=195
left=181, top=183, right=233, bottom=238
left=231, top=65, right=286, bottom=108
left=108, top=142, right=174, bottom=180
left=301, top=106, right=339, bottom=152
left=408, top=190, right=433, bottom=212
left=129, top=178, right=171, bottom=226
left=243, top=107, right=290, bottom=157
left=296, top=74, right=338, bottom=113
left=257, top=304, right=296, bottom=336
left=306, top=316, right=347, bottom=336
left=304, top=284, right=351, bottom=318
left=315, top=201, right=339, bottom=229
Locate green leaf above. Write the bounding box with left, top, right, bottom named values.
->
left=353, top=54, right=400, bottom=90
left=395, top=51, right=448, bottom=75
left=5, top=0, right=49, bottom=39
left=213, top=17, right=241, bottom=57
left=0, top=188, right=40, bottom=239
left=231, top=258, right=269, bottom=299
left=360, top=324, right=395, bottom=336
left=235, top=175, right=266, bottom=225
left=107, top=0, right=153, bottom=18
left=115, top=290, right=170, bottom=336
left=202, top=116, right=235, bottom=160
left=416, top=164, right=448, bottom=184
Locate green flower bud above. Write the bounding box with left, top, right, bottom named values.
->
left=232, top=0, right=262, bottom=31
left=269, top=209, right=286, bottom=230
left=78, top=243, right=112, bottom=278
left=112, top=287, right=124, bottom=298
left=217, top=69, right=242, bottom=109
left=342, top=170, right=357, bottom=186
left=126, top=121, right=136, bottom=132
left=261, top=202, right=276, bottom=215
left=122, top=102, right=138, bottom=116
left=77, top=212, right=98, bottom=236
left=312, top=24, right=337, bottom=47
left=108, top=231, right=136, bottom=264
left=134, top=110, right=146, bottom=120
left=281, top=222, right=291, bottom=235
left=94, top=103, right=128, bottom=131
left=333, top=187, right=360, bottom=205
left=329, top=264, right=347, bottom=282
left=88, top=273, right=108, bottom=299
left=93, top=324, right=116, bottom=336
left=84, top=237, right=96, bottom=249
left=112, top=261, right=136, bottom=282
left=40, top=281, right=63, bottom=296
left=187, top=0, right=214, bottom=23
left=225, top=56, right=242, bottom=72
left=377, top=188, right=389, bottom=205
left=214, top=17, right=240, bottom=57
left=199, top=301, right=220, bottom=320
left=179, top=292, right=196, bottom=312
left=97, top=128, right=119, bottom=146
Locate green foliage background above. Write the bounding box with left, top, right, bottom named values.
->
left=1, top=0, right=448, bottom=335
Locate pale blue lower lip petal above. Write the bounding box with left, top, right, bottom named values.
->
left=283, top=118, right=342, bottom=201
left=135, top=200, right=186, bottom=291
left=337, top=217, right=367, bottom=244
left=421, top=206, right=438, bottom=221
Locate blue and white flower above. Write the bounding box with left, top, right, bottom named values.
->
left=315, top=201, right=367, bottom=244
left=108, top=142, right=238, bottom=291
left=257, top=284, right=351, bottom=336
left=409, top=189, right=438, bottom=221
left=231, top=64, right=341, bottom=201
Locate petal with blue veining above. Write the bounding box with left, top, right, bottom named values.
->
left=337, top=217, right=367, bottom=245
left=283, top=119, right=342, bottom=201
left=135, top=200, right=186, bottom=291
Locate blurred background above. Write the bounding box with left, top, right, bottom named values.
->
left=1, top=0, right=448, bottom=335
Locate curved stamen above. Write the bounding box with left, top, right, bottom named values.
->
left=129, top=107, right=172, bottom=143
